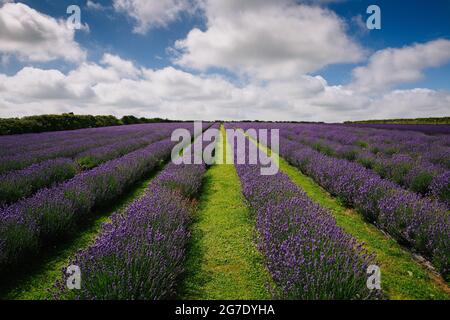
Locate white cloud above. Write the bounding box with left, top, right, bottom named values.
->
left=350, top=14, right=369, bottom=36
left=113, top=0, right=197, bottom=34
left=174, top=0, right=364, bottom=80
left=0, top=67, right=93, bottom=101
left=100, top=53, right=141, bottom=78
left=350, top=39, right=450, bottom=93
left=0, top=2, right=86, bottom=63
left=367, top=89, right=450, bottom=120
left=86, top=1, right=106, bottom=11
left=67, top=62, right=122, bottom=86
left=0, top=53, right=141, bottom=105
left=1, top=54, right=448, bottom=122
left=0, top=2, right=448, bottom=123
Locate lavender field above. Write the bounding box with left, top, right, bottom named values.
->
left=0, top=122, right=448, bottom=301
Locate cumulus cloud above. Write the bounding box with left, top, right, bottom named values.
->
left=173, top=0, right=364, bottom=80
left=0, top=1, right=448, bottom=122
left=1, top=53, right=449, bottom=122
left=113, top=0, right=198, bottom=34
left=350, top=39, right=450, bottom=93
left=0, top=54, right=141, bottom=105
left=86, top=1, right=106, bottom=11
left=0, top=67, right=92, bottom=101
left=0, top=55, right=243, bottom=119
left=0, top=2, right=86, bottom=62
left=100, top=53, right=142, bottom=78
left=367, top=89, right=450, bottom=119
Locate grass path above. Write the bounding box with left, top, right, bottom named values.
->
left=179, top=126, right=271, bottom=299
left=249, top=133, right=450, bottom=300
left=0, top=170, right=160, bottom=300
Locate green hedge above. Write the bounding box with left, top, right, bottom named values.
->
left=0, top=113, right=173, bottom=135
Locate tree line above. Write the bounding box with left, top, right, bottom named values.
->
left=0, top=113, right=173, bottom=135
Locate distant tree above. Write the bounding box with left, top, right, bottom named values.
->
left=0, top=112, right=192, bottom=135
left=0, top=113, right=122, bottom=135
left=121, top=115, right=140, bottom=124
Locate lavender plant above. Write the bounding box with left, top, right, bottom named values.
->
left=0, top=137, right=178, bottom=272
left=228, top=126, right=379, bottom=299
left=0, top=124, right=179, bottom=175
left=0, top=158, right=78, bottom=206
left=56, top=125, right=215, bottom=299
left=277, top=135, right=449, bottom=278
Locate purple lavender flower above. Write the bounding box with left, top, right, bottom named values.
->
left=0, top=123, right=200, bottom=272
left=228, top=125, right=378, bottom=299
left=55, top=125, right=217, bottom=299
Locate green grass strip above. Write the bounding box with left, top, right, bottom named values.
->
left=252, top=135, right=449, bottom=300
left=180, top=126, right=271, bottom=300
left=1, top=174, right=157, bottom=300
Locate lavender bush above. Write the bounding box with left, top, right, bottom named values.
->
left=56, top=133, right=212, bottom=299
left=0, top=127, right=176, bottom=208
left=0, top=123, right=179, bottom=175
left=75, top=132, right=166, bottom=169
left=348, top=124, right=450, bottom=135
left=227, top=126, right=379, bottom=299
left=0, top=123, right=161, bottom=157
left=278, top=135, right=450, bottom=278
left=282, top=125, right=449, bottom=202
left=429, top=171, right=450, bottom=207
left=0, top=138, right=176, bottom=271
left=0, top=158, right=78, bottom=206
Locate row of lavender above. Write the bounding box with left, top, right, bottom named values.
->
left=57, top=163, right=206, bottom=299
left=285, top=123, right=449, bottom=168
left=281, top=124, right=449, bottom=206
left=0, top=123, right=201, bottom=274
left=0, top=124, right=171, bottom=174
left=226, top=126, right=379, bottom=299
left=0, top=124, right=160, bottom=157
left=241, top=123, right=449, bottom=279
left=348, top=124, right=450, bottom=135
left=56, top=126, right=218, bottom=299
left=0, top=125, right=174, bottom=206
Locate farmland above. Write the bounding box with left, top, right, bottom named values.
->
left=0, top=122, right=449, bottom=300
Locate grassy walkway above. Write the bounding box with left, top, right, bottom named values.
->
left=180, top=127, right=271, bottom=299
left=1, top=171, right=159, bottom=300
left=251, top=134, right=450, bottom=300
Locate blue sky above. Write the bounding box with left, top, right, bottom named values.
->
left=0, top=0, right=449, bottom=121
left=2, top=0, right=206, bottom=72
left=324, top=0, right=450, bottom=88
